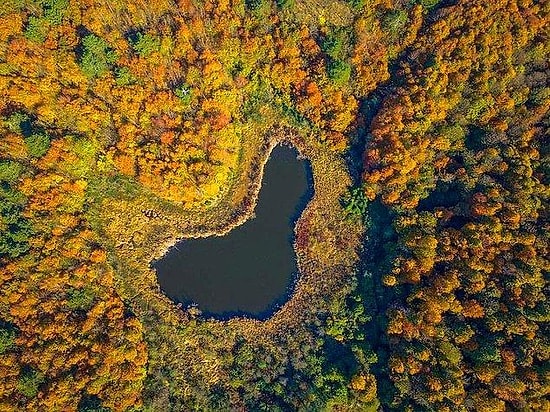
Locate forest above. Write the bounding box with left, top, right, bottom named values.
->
left=0, top=0, right=548, bottom=410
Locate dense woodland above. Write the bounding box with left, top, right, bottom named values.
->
left=0, top=0, right=548, bottom=410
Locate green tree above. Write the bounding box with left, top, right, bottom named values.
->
left=275, top=0, right=294, bottom=9
left=345, top=0, right=365, bottom=11
left=245, top=0, right=264, bottom=11
left=0, top=324, right=16, bottom=354
left=25, top=132, right=51, bottom=157
left=66, top=287, right=96, bottom=312
left=41, top=0, right=69, bottom=25
left=0, top=161, right=23, bottom=184
left=174, top=84, right=192, bottom=105
left=79, top=34, right=117, bottom=78
left=382, top=10, right=408, bottom=37
left=342, top=186, right=369, bottom=221
left=115, top=67, right=137, bottom=86
left=0, top=185, right=33, bottom=258
left=4, top=112, right=31, bottom=134
left=131, top=33, right=161, bottom=57
left=328, top=60, right=352, bottom=85
left=417, top=0, right=440, bottom=8
left=24, top=16, right=49, bottom=43
left=321, top=29, right=350, bottom=60
left=17, top=367, right=45, bottom=398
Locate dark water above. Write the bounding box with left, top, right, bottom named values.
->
left=153, top=145, right=312, bottom=319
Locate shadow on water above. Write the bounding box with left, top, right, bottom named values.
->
left=153, top=144, right=314, bottom=320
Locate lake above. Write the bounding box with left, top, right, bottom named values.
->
left=153, top=145, right=312, bottom=319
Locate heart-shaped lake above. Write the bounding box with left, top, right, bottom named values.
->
left=153, top=145, right=312, bottom=319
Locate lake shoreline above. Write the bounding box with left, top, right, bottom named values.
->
left=153, top=143, right=315, bottom=319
